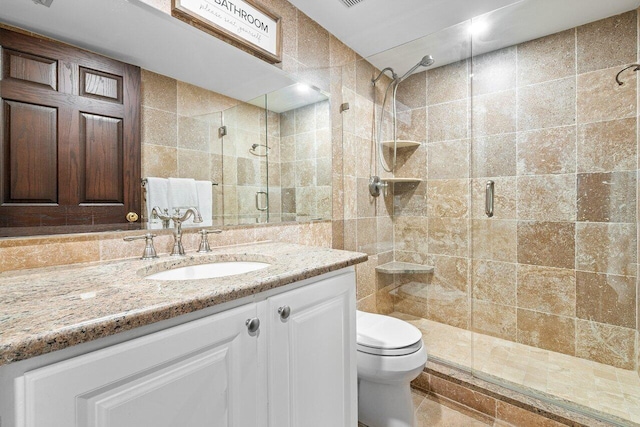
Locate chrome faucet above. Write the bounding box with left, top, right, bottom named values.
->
left=151, top=206, right=171, bottom=229
left=169, top=207, right=203, bottom=256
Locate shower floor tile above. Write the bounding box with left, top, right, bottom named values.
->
left=390, top=312, right=640, bottom=425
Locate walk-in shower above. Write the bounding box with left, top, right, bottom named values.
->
left=348, top=3, right=640, bottom=425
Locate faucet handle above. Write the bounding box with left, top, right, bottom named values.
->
left=197, top=229, right=222, bottom=253
left=124, top=233, right=159, bottom=260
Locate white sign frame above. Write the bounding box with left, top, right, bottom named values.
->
left=172, top=0, right=282, bottom=63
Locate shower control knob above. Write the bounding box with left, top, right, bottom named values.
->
left=278, top=305, right=291, bottom=320
left=246, top=317, right=260, bottom=334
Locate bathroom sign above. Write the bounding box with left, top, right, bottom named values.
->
left=172, top=0, right=282, bottom=63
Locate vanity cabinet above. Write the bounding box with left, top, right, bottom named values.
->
left=267, top=273, right=356, bottom=427
left=20, top=303, right=262, bottom=427
left=6, top=268, right=356, bottom=427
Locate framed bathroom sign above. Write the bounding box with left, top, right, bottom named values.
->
left=172, top=0, right=282, bottom=63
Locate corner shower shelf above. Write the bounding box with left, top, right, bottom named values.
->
left=381, top=140, right=421, bottom=149
left=376, top=261, right=434, bottom=275
left=381, top=178, right=422, bottom=184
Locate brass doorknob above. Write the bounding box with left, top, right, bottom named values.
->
left=126, top=212, right=139, bottom=222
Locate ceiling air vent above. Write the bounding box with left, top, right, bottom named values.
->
left=32, top=0, right=54, bottom=6
left=338, top=0, right=364, bottom=7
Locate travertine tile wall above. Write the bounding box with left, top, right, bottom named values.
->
left=392, top=11, right=640, bottom=371
left=0, top=221, right=332, bottom=272
left=280, top=100, right=332, bottom=221
left=141, top=69, right=232, bottom=225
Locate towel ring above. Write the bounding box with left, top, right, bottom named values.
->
left=615, top=64, right=640, bottom=86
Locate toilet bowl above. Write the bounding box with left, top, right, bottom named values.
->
left=356, top=311, right=428, bottom=427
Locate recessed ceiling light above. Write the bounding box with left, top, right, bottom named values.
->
left=469, top=20, right=489, bottom=37
left=297, top=83, right=311, bottom=93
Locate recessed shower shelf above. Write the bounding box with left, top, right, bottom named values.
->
left=376, top=261, right=434, bottom=275
left=381, top=140, right=421, bottom=149
left=382, top=178, right=422, bottom=184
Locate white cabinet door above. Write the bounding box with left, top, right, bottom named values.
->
left=19, top=303, right=262, bottom=427
left=267, top=270, right=357, bottom=427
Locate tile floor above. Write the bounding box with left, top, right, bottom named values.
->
left=391, top=312, right=640, bottom=425
left=359, top=390, right=495, bottom=427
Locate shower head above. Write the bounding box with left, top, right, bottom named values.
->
left=398, top=55, right=435, bottom=82
left=419, top=55, right=435, bottom=67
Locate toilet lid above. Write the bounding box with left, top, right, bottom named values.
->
left=356, top=311, right=423, bottom=356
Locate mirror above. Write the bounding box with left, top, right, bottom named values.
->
left=244, top=83, right=331, bottom=224
left=211, top=83, right=330, bottom=226
left=2, top=0, right=336, bottom=238
left=139, top=81, right=330, bottom=230
left=0, top=26, right=332, bottom=237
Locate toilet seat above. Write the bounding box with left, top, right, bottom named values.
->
left=356, top=311, right=423, bottom=356
left=357, top=340, right=423, bottom=356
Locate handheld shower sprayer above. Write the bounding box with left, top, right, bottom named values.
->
left=398, top=55, right=435, bottom=82
left=371, top=54, right=435, bottom=175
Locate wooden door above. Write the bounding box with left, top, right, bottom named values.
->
left=0, top=28, right=140, bottom=233
left=267, top=270, right=357, bottom=427
left=19, top=304, right=261, bottom=427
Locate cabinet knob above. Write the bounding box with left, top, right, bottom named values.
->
left=246, top=317, right=260, bottom=333
left=278, top=305, right=291, bottom=320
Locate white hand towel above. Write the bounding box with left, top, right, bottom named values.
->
left=144, top=177, right=169, bottom=226
left=196, top=180, right=213, bottom=227
left=168, top=178, right=199, bottom=211
left=168, top=178, right=199, bottom=226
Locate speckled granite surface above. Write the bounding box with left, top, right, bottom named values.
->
left=0, top=242, right=367, bottom=366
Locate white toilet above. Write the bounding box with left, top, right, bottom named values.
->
left=356, top=311, right=428, bottom=427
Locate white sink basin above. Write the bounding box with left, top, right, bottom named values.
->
left=146, top=261, right=270, bottom=281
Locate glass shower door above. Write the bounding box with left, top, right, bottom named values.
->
left=220, top=98, right=271, bottom=225
left=469, top=2, right=640, bottom=424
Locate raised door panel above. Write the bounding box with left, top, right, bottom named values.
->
left=80, top=113, right=123, bottom=203
left=20, top=303, right=260, bottom=427
left=2, top=100, right=57, bottom=203
left=78, top=346, right=229, bottom=427
left=2, top=49, right=57, bottom=90
left=267, top=270, right=357, bottom=427
left=80, top=67, right=123, bottom=103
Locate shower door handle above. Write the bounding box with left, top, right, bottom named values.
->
left=485, top=180, right=494, bottom=218
left=256, top=191, right=268, bottom=211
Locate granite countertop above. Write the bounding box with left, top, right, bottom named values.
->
left=0, top=242, right=367, bottom=366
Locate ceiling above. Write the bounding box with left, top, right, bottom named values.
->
left=2, top=0, right=640, bottom=101
left=0, top=0, right=296, bottom=102
left=288, top=0, right=640, bottom=76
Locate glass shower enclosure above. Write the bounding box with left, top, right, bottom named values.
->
left=363, top=1, right=640, bottom=425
